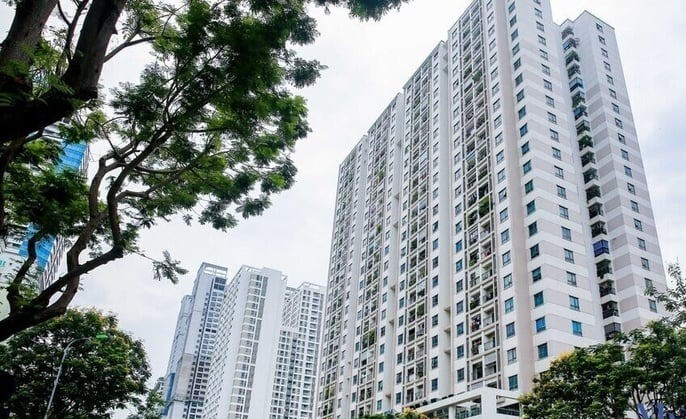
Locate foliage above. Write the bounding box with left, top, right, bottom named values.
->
left=0, top=309, right=150, bottom=419
left=0, top=0, right=409, bottom=340
left=520, top=321, right=686, bottom=419
left=361, top=408, right=434, bottom=419
left=126, top=387, right=164, bottom=419
left=646, top=262, right=686, bottom=326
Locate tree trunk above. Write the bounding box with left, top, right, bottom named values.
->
left=0, top=0, right=129, bottom=143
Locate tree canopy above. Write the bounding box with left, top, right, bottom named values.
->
left=520, top=321, right=686, bottom=419
left=0, top=309, right=150, bottom=418
left=0, top=0, right=409, bottom=340
left=361, top=408, right=434, bottom=419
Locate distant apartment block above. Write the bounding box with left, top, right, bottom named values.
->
left=162, top=264, right=325, bottom=419
left=316, top=0, right=667, bottom=418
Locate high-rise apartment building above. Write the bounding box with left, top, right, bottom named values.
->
left=316, top=1, right=667, bottom=417
left=162, top=263, right=228, bottom=419
left=203, top=266, right=325, bottom=419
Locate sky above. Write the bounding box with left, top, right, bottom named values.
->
left=2, top=0, right=686, bottom=411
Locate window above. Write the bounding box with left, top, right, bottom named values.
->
left=525, top=180, right=534, bottom=194
left=596, top=23, right=604, bottom=32
left=534, top=291, right=544, bottom=307
left=511, top=29, right=519, bottom=41
left=550, top=129, right=559, bottom=141
left=516, top=89, right=525, bottom=102
left=502, top=251, right=511, bottom=266
left=536, top=21, right=545, bottom=31
left=498, top=169, right=506, bottom=183
left=615, top=118, right=623, bottom=129
left=634, top=219, right=643, bottom=231
left=518, top=106, right=527, bottom=119
left=546, top=95, right=555, bottom=107
left=564, top=249, right=575, bottom=263
left=625, top=166, right=633, bottom=177
left=493, top=99, right=501, bottom=112
left=537, top=343, right=548, bottom=359
left=552, top=147, right=561, bottom=160
left=538, top=35, right=546, bottom=46
left=641, top=257, right=650, bottom=270
left=534, top=8, right=542, bottom=18
left=457, top=368, right=465, bottom=382
left=496, top=151, right=504, bottom=164
left=599, top=35, right=606, bottom=45
left=509, top=15, right=517, bottom=27
left=512, top=43, right=520, bottom=55
left=554, top=166, right=564, bottom=178
left=494, top=115, right=502, bottom=128
left=530, top=244, right=540, bottom=259
left=559, top=205, right=569, bottom=219
left=500, top=208, right=509, bottom=223
left=602, top=48, right=609, bottom=58
left=521, top=141, right=530, bottom=154
left=621, top=149, right=630, bottom=160
left=638, top=238, right=646, bottom=250
left=431, top=378, right=438, bottom=392
left=492, top=83, right=500, bottom=95
left=504, top=273, right=513, bottom=289
left=506, top=322, right=515, bottom=337
left=521, top=196, right=534, bottom=213
left=610, top=88, right=617, bottom=99
left=455, top=240, right=463, bottom=252
left=507, top=348, right=517, bottom=364
left=631, top=200, right=640, bottom=212
left=532, top=267, right=542, bottom=282
left=557, top=185, right=567, bottom=198
left=547, top=112, right=557, bottom=124
left=528, top=222, right=538, bottom=236
left=456, top=345, right=464, bottom=359
left=604, top=61, right=612, bottom=71
left=649, top=299, right=658, bottom=313
left=535, top=317, right=546, bottom=332
left=612, top=103, right=620, bottom=113
left=628, top=183, right=636, bottom=194
left=515, top=74, right=523, bottom=86
left=431, top=335, right=438, bottom=347
left=499, top=188, right=507, bottom=203
left=523, top=160, right=532, bottom=174
left=645, top=278, right=654, bottom=289
left=562, top=227, right=572, bottom=241
left=501, top=229, right=510, bottom=244
left=618, top=133, right=626, bottom=144
left=607, top=74, right=614, bottom=85
left=543, top=79, right=553, bottom=90
left=508, top=2, right=515, bottom=13
left=569, top=296, right=580, bottom=311
left=567, top=271, right=577, bottom=286
left=572, top=320, right=583, bottom=336
left=542, top=64, right=551, bottom=75
left=505, top=297, right=514, bottom=313
left=508, top=375, right=519, bottom=391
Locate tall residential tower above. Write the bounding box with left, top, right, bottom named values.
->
left=316, top=1, right=667, bottom=418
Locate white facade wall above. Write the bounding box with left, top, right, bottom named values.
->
left=316, top=1, right=668, bottom=418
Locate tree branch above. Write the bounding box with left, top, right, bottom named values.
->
left=105, top=36, right=157, bottom=62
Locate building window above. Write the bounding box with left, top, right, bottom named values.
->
left=604, top=61, right=612, bottom=71
left=457, top=368, right=465, bottom=382
left=500, top=208, right=509, bottom=223
left=498, top=188, right=507, bottom=202
left=615, top=118, right=623, bottom=129
left=525, top=180, right=534, bottom=194
left=530, top=244, right=540, bottom=259
left=625, top=166, right=633, bottom=177
left=501, top=229, right=510, bottom=244
left=520, top=124, right=529, bottom=137
left=628, top=183, right=636, bottom=194
left=602, top=48, right=609, bottom=58
left=509, top=15, right=517, bottom=26
left=564, top=249, right=575, bottom=263
left=535, top=317, right=546, bottom=332
left=528, top=221, right=538, bottom=236
left=431, top=378, right=438, bottom=392
left=649, top=299, right=658, bottom=313
left=552, top=147, right=562, bottom=160
left=610, top=88, right=617, bottom=99
left=607, top=74, right=614, bottom=85
left=554, top=166, right=564, bottom=178
left=523, top=160, right=532, bottom=174
left=546, top=95, right=555, bottom=107
left=557, top=185, right=567, bottom=198
left=506, top=322, right=515, bottom=337
left=542, top=64, right=551, bottom=75
left=612, top=103, right=620, bottom=113
left=638, top=238, right=646, bottom=250
left=502, top=251, right=511, bottom=266
left=543, top=79, right=553, bottom=90
left=515, top=74, right=523, bottom=86
left=634, top=219, right=643, bottom=231
left=559, top=205, right=569, bottom=219
left=569, top=296, right=580, bottom=311
left=516, top=89, right=525, bottom=102
left=511, top=29, right=519, bottom=41
left=504, top=273, right=513, bottom=289
left=526, top=200, right=536, bottom=215
left=512, top=43, right=520, bottom=56
left=562, top=227, right=572, bottom=241
left=550, top=129, right=559, bottom=141
left=536, top=21, right=545, bottom=31
left=534, top=291, right=544, bottom=307
left=631, top=200, right=640, bottom=212
left=507, top=348, right=517, bottom=364
left=498, top=169, right=506, bottom=183
left=537, top=343, right=549, bottom=359
left=572, top=320, right=583, bottom=336
left=547, top=112, right=557, bottom=124
left=567, top=271, right=577, bottom=286
left=621, top=149, right=630, bottom=160
left=599, top=35, right=606, bottom=45
left=532, top=267, right=542, bottom=282
left=518, top=106, right=527, bottom=120
left=538, top=35, right=546, bottom=46
left=505, top=297, right=514, bottom=313
left=496, top=151, right=504, bottom=163
left=534, top=8, right=542, bottom=18
left=641, top=258, right=650, bottom=270
left=521, top=141, right=530, bottom=154
left=431, top=335, right=438, bottom=347
left=508, top=375, right=519, bottom=391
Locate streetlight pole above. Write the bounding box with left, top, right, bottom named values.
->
left=43, top=334, right=108, bottom=419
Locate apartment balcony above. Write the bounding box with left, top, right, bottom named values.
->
left=572, top=91, right=586, bottom=108
left=565, top=51, right=580, bottom=65
left=586, top=185, right=602, bottom=202
left=581, top=151, right=596, bottom=167
left=596, top=259, right=613, bottom=277
left=604, top=322, right=622, bottom=340
left=562, top=37, right=578, bottom=50
left=561, top=26, right=575, bottom=39
left=599, top=280, right=616, bottom=297
left=602, top=301, right=620, bottom=319
left=576, top=121, right=591, bottom=136
left=591, top=221, right=608, bottom=237
left=588, top=202, right=604, bottom=220
left=593, top=240, right=610, bottom=257
left=578, top=135, right=594, bottom=151
left=569, top=76, right=584, bottom=92
left=567, top=64, right=581, bottom=78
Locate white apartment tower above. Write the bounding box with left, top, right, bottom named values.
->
left=203, top=266, right=325, bottom=419
left=316, top=1, right=668, bottom=418
left=162, top=263, right=228, bottom=419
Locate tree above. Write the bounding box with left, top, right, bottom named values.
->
left=0, top=0, right=409, bottom=340
left=647, top=262, right=686, bottom=326
left=361, top=408, right=434, bottom=419
left=126, top=387, right=164, bottom=419
left=0, top=309, right=150, bottom=418
left=520, top=322, right=686, bottom=419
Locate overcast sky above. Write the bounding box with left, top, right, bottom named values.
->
left=3, top=0, right=686, bottom=409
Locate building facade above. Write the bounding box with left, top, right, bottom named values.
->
left=162, top=263, right=228, bottom=419
left=316, top=1, right=667, bottom=418
left=202, top=266, right=325, bottom=419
